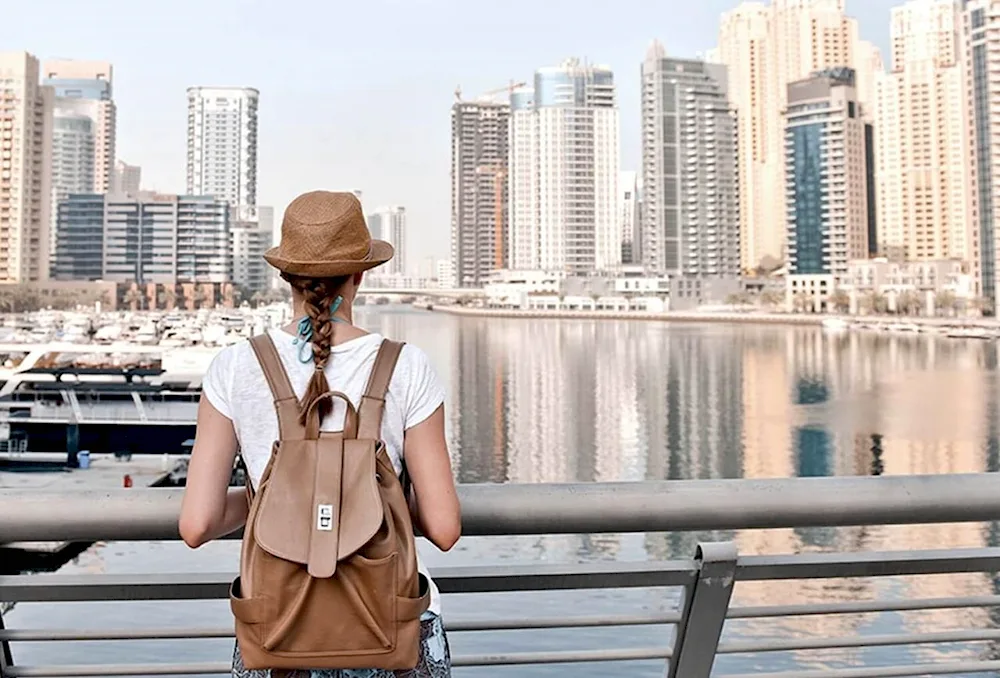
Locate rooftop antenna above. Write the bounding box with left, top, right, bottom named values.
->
left=454, top=85, right=462, bottom=101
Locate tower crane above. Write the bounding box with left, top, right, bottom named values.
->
left=454, top=80, right=527, bottom=102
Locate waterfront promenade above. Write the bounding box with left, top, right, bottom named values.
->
left=3, top=475, right=1000, bottom=676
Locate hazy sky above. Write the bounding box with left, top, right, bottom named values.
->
left=4, top=0, right=897, bottom=271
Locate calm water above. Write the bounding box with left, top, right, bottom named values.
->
left=9, top=308, right=1000, bottom=676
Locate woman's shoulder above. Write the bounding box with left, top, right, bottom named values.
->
left=209, top=336, right=257, bottom=368
left=394, top=340, right=435, bottom=374
left=389, top=340, right=445, bottom=423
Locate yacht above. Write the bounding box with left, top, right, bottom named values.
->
left=0, top=342, right=219, bottom=456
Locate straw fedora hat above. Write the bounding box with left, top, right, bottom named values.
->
left=264, top=190, right=393, bottom=277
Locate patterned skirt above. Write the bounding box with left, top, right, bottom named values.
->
left=231, top=613, right=451, bottom=678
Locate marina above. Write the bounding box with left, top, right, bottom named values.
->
left=0, top=305, right=293, bottom=457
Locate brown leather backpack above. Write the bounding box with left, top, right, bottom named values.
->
left=229, top=334, right=430, bottom=671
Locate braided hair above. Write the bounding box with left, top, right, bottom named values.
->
left=282, top=273, right=351, bottom=425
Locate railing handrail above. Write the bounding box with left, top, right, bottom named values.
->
left=2, top=473, right=1000, bottom=543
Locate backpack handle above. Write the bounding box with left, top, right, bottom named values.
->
left=304, top=391, right=359, bottom=440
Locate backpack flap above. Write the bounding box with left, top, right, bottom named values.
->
left=253, top=390, right=385, bottom=578
left=253, top=437, right=324, bottom=566
left=337, top=438, right=384, bottom=559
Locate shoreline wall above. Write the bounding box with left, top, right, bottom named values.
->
left=427, top=305, right=1000, bottom=330
left=429, top=305, right=824, bottom=326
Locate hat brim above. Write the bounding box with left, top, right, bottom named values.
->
left=263, top=239, right=394, bottom=277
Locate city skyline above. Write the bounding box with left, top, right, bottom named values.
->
left=0, top=0, right=900, bottom=267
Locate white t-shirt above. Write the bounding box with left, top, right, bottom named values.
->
left=201, top=328, right=446, bottom=615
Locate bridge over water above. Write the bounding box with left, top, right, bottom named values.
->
left=357, top=288, right=485, bottom=300
left=2, top=474, right=1000, bottom=676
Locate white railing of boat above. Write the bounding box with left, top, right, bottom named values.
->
left=0, top=343, right=220, bottom=398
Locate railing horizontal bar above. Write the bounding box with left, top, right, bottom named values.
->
left=736, top=548, right=1000, bottom=581
left=448, top=611, right=682, bottom=631
left=4, top=664, right=230, bottom=677
left=4, top=647, right=673, bottom=676
left=451, top=646, right=671, bottom=665
left=0, top=627, right=231, bottom=641
left=0, top=562, right=696, bottom=603
left=0, top=572, right=230, bottom=603
left=729, top=594, right=1000, bottom=619
left=717, top=627, right=1000, bottom=653
left=437, top=561, right=697, bottom=593
left=0, top=612, right=682, bottom=641
left=5, top=474, right=1000, bottom=542
left=7, top=549, right=1000, bottom=605
left=722, top=658, right=1000, bottom=677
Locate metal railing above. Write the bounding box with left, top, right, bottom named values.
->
left=2, top=474, right=1000, bottom=676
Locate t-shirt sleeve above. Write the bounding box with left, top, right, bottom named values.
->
left=402, top=345, right=446, bottom=430
left=201, top=347, right=235, bottom=420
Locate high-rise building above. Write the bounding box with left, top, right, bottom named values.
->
left=0, top=51, right=53, bottom=283
left=231, top=225, right=273, bottom=292
left=451, top=98, right=509, bottom=288
left=186, top=87, right=259, bottom=221
left=785, top=68, right=871, bottom=276
left=855, top=40, right=885, bottom=121
left=42, top=60, right=115, bottom=194
left=716, top=0, right=877, bottom=272
left=877, top=0, right=971, bottom=263
left=508, top=58, right=620, bottom=273
left=436, top=259, right=456, bottom=288
left=53, top=193, right=230, bottom=283
left=52, top=193, right=104, bottom=282
left=619, top=171, right=640, bottom=265
left=49, top=109, right=95, bottom=257
left=111, top=160, right=141, bottom=196
left=51, top=112, right=94, bottom=197
left=232, top=205, right=273, bottom=293
left=963, top=0, right=1000, bottom=306
left=367, top=206, right=407, bottom=276
left=715, top=4, right=773, bottom=272
left=640, top=44, right=740, bottom=278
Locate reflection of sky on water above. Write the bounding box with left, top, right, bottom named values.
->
left=9, top=310, right=1000, bottom=675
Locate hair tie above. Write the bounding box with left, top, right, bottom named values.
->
left=294, top=295, right=346, bottom=363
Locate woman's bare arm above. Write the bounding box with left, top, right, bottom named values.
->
left=403, top=405, right=461, bottom=551
left=179, top=396, right=248, bottom=548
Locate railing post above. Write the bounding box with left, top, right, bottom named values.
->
left=665, top=541, right=737, bottom=678
left=0, top=607, right=12, bottom=678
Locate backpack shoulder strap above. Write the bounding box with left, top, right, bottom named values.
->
left=357, top=339, right=405, bottom=440
left=248, top=333, right=302, bottom=438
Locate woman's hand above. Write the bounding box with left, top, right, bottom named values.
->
left=179, top=395, right=247, bottom=548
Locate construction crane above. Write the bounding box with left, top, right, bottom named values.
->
left=454, top=80, right=527, bottom=103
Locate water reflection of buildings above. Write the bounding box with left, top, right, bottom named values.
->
left=742, top=330, right=793, bottom=479
left=435, top=313, right=1000, bottom=493
left=377, top=309, right=1000, bottom=556
left=452, top=318, right=510, bottom=483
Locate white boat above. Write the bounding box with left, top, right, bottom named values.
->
left=822, top=317, right=850, bottom=332
left=945, top=327, right=995, bottom=340
left=0, top=341, right=222, bottom=397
